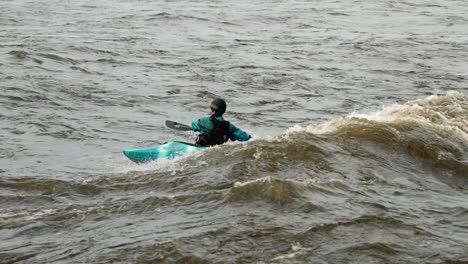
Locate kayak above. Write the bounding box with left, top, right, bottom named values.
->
left=123, top=141, right=205, bottom=163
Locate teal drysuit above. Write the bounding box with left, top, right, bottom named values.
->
left=192, top=116, right=251, bottom=142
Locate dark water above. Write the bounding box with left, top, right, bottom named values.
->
left=1, top=0, right=468, bottom=263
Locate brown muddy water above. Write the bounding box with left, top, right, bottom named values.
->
left=1, top=0, right=467, bottom=263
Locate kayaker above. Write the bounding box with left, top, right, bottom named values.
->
left=192, top=98, right=251, bottom=146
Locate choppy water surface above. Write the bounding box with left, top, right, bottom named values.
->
left=1, top=0, right=467, bottom=263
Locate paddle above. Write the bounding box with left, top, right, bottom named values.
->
left=165, top=120, right=192, bottom=131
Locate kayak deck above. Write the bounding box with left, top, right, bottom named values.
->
left=123, top=141, right=205, bottom=163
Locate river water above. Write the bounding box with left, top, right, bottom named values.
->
left=1, top=0, right=467, bottom=263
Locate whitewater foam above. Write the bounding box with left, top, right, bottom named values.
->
left=283, top=91, right=467, bottom=144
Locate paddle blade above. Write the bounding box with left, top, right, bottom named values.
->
left=165, top=120, right=192, bottom=131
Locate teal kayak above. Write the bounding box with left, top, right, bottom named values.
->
left=123, top=141, right=205, bottom=163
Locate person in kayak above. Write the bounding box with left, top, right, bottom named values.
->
left=192, top=98, right=251, bottom=146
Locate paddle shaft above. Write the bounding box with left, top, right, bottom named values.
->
left=165, top=120, right=192, bottom=131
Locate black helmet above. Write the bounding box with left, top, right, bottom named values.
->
left=210, top=98, right=227, bottom=115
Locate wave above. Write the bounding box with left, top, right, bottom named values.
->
left=200, top=91, right=468, bottom=208
left=106, top=92, right=466, bottom=200
left=305, top=91, right=467, bottom=142
left=226, top=176, right=306, bottom=205
left=8, top=50, right=80, bottom=65
left=226, top=175, right=357, bottom=209
left=0, top=178, right=102, bottom=197
left=279, top=91, right=468, bottom=176
left=101, top=92, right=467, bottom=202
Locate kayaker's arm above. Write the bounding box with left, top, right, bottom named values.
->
left=192, top=119, right=201, bottom=132
left=229, top=124, right=251, bottom=142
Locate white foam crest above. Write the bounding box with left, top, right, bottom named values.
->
left=284, top=91, right=468, bottom=143
left=272, top=243, right=314, bottom=262
left=0, top=208, right=62, bottom=221
left=355, top=92, right=467, bottom=142
left=233, top=176, right=274, bottom=188
left=253, top=124, right=319, bottom=143
left=233, top=176, right=327, bottom=189
left=112, top=154, right=199, bottom=175
left=25, top=208, right=61, bottom=221
left=99, top=141, right=257, bottom=180
left=0, top=210, right=28, bottom=219
left=350, top=91, right=466, bottom=123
